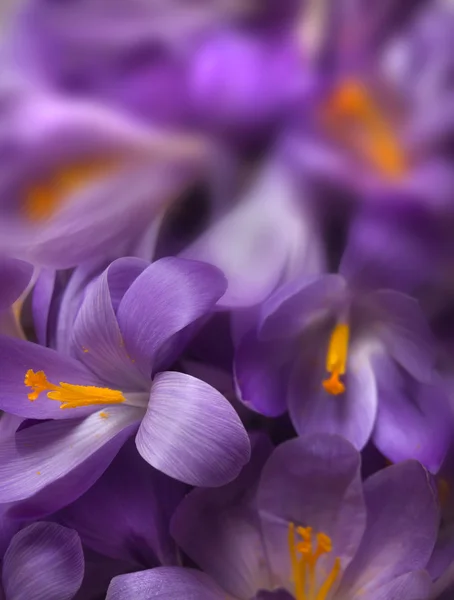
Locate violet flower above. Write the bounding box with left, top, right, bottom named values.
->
left=8, top=0, right=308, bottom=143
left=235, top=266, right=451, bottom=472
left=285, top=1, right=454, bottom=207
left=0, top=82, right=206, bottom=268
left=106, top=434, right=438, bottom=599
left=0, top=256, right=250, bottom=517
left=1, top=521, right=84, bottom=600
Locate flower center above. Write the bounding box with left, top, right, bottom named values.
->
left=322, top=79, right=406, bottom=180
left=288, top=523, right=341, bottom=600
left=23, top=160, right=114, bottom=222
left=24, top=369, right=126, bottom=410
left=322, top=323, right=349, bottom=396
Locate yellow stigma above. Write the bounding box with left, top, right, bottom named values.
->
left=23, top=159, right=114, bottom=222
left=323, top=79, right=406, bottom=180
left=288, top=523, right=341, bottom=600
left=24, top=369, right=126, bottom=410
left=322, top=324, right=349, bottom=396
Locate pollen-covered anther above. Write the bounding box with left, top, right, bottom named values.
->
left=24, top=369, right=126, bottom=409
left=322, top=324, right=349, bottom=396
left=288, top=523, right=341, bottom=600
left=24, top=369, right=58, bottom=401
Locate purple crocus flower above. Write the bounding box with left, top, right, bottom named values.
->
left=285, top=1, right=454, bottom=208
left=106, top=434, right=438, bottom=599
left=1, top=521, right=84, bottom=600
left=234, top=264, right=451, bottom=473
left=0, top=256, right=250, bottom=517
left=0, top=80, right=207, bottom=268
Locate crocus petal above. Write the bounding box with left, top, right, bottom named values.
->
left=0, top=406, right=143, bottom=504
left=2, top=522, right=84, bottom=600
left=0, top=336, right=99, bottom=419
left=117, top=257, right=227, bottom=378
left=366, top=290, right=435, bottom=383
left=106, top=567, right=225, bottom=600
left=71, top=258, right=149, bottom=390
left=57, top=438, right=185, bottom=567
left=372, top=354, right=450, bottom=473
left=0, top=258, right=33, bottom=311
left=338, top=461, right=438, bottom=598
left=234, top=331, right=293, bottom=417
left=136, top=371, right=250, bottom=486
left=257, top=435, right=366, bottom=589
left=171, top=433, right=274, bottom=599
left=182, top=161, right=323, bottom=308
left=259, top=274, right=347, bottom=341
left=24, top=161, right=198, bottom=269
left=349, top=571, right=433, bottom=600
left=288, top=335, right=378, bottom=450
left=32, top=268, right=57, bottom=347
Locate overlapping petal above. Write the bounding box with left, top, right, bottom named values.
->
left=117, top=258, right=227, bottom=377
left=2, top=522, right=84, bottom=600
left=136, top=371, right=250, bottom=486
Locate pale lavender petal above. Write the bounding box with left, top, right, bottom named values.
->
left=3, top=522, right=84, bottom=600
left=117, top=258, right=226, bottom=378
left=136, top=371, right=250, bottom=486
left=71, top=259, right=149, bottom=390
left=367, top=290, right=435, bottom=383
left=288, top=335, right=378, bottom=450
left=0, top=258, right=33, bottom=311
left=0, top=406, right=143, bottom=503
left=106, top=567, right=225, bottom=600
left=372, top=355, right=450, bottom=473
left=171, top=433, right=274, bottom=599
left=338, top=461, right=438, bottom=597
left=183, top=161, right=324, bottom=308
left=350, top=571, right=433, bottom=600
left=0, top=336, right=99, bottom=419
left=257, top=435, right=366, bottom=589
left=259, top=274, right=346, bottom=340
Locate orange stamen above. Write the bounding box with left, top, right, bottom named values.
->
left=24, top=369, right=125, bottom=409
left=322, top=324, right=349, bottom=396
left=288, top=523, right=341, bottom=600
left=323, top=79, right=406, bottom=179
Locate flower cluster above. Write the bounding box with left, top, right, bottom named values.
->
left=0, top=0, right=452, bottom=599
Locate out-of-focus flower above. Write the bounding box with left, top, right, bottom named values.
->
left=183, top=159, right=325, bottom=309
left=8, top=0, right=309, bottom=144
left=1, top=521, right=84, bottom=600
left=286, top=2, right=454, bottom=208
left=107, top=434, right=438, bottom=599
left=0, top=257, right=250, bottom=517
left=235, top=265, right=451, bottom=472
left=0, top=83, right=208, bottom=268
